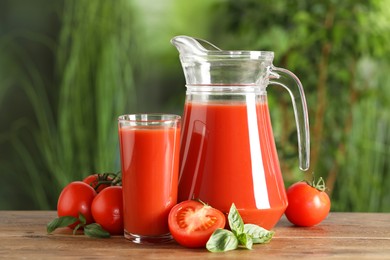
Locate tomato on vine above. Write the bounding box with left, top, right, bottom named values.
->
left=48, top=172, right=124, bottom=238
left=91, top=186, right=123, bottom=235
left=285, top=177, right=331, bottom=227
left=83, top=172, right=121, bottom=193
left=57, top=181, right=97, bottom=228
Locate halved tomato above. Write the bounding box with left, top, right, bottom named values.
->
left=168, top=200, right=226, bottom=248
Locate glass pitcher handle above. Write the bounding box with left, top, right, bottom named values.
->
left=268, top=66, right=310, bottom=171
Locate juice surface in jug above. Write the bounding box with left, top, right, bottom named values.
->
left=179, top=95, right=287, bottom=230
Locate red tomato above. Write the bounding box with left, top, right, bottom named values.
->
left=168, top=200, right=226, bottom=248
left=285, top=178, right=331, bottom=227
left=91, top=186, right=123, bottom=235
left=83, top=174, right=113, bottom=193
left=57, top=181, right=97, bottom=228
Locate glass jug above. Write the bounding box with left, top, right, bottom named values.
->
left=171, top=36, right=310, bottom=229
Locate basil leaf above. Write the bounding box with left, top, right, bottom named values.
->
left=244, top=224, right=274, bottom=244
left=228, top=203, right=244, bottom=236
left=206, top=228, right=238, bottom=252
left=46, top=216, right=78, bottom=234
left=84, top=223, right=111, bottom=238
left=237, top=232, right=253, bottom=250
left=206, top=203, right=276, bottom=253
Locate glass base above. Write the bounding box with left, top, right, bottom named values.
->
left=124, top=230, right=172, bottom=244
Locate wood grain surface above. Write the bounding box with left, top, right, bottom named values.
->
left=0, top=211, right=389, bottom=259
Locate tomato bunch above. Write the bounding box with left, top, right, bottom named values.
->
left=48, top=173, right=123, bottom=237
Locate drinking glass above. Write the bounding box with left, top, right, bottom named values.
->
left=118, top=114, right=181, bottom=243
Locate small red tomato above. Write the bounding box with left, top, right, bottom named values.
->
left=91, top=186, right=123, bottom=235
left=168, top=200, right=226, bottom=248
left=57, top=181, right=97, bottom=228
left=285, top=177, right=331, bottom=227
left=83, top=174, right=113, bottom=193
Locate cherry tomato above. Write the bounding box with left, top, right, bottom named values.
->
left=168, top=200, right=226, bottom=248
left=57, top=181, right=97, bottom=228
left=83, top=174, right=113, bottom=193
left=285, top=178, right=331, bottom=227
left=91, top=186, right=123, bottom=235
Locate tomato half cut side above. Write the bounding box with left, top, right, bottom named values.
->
left=168, top=200, right=226, bottom=248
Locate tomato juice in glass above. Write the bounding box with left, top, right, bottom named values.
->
left=178, top=95, right=287, bottom=230
left=118, top=114, right=181, bottom=243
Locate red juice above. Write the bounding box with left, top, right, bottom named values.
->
left=178, top=97, right=287, bottom=229
left=119, top=126, right=180, bottom=236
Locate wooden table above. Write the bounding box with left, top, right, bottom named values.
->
left=1, top=211, right=389, bottom=259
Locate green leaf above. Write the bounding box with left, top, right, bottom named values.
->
left=72, top=223, right=84, bottom=235
left=46, top=216, right=78, bottom=234
left=83, top=223, right=111, bottom=238
left=228, top=203, right=244, bottom=236
left=72, top=212, right=87, bottom=234
left=206, top=203, right=276, bottom=252
left=244, top=224, right=274, bottom=244
left=78, top=212, right=87, bottom=225
left=206, top=229, right=238, bottom=253
left=237, top=232, right=253, bottom=250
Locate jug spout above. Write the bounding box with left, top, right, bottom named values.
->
left=171, top=35, right=274, bottom=86
left=171, top=35, right=221, bottom=56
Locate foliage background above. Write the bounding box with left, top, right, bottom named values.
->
left=0, top=0, right=389, bottom=212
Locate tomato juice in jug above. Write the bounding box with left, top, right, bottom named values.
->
left=178, top=95, right=287, bottom=229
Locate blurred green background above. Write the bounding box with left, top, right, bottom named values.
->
left=1, top=0, right=389, bottom=212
